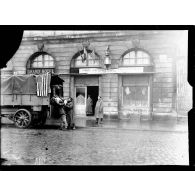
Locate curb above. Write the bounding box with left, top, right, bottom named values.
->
left=1, top=123, right=188, bottom=133
left=74, top=125, right=188, bottom=133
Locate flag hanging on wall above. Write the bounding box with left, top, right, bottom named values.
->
left=36, top=72, right=51, bottom=96
left=81, top=46, right=88, bottom=62
left=90, top=49, right=96, bottom=63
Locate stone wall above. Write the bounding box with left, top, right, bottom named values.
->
left=152, top=55, right=176, bottom=118
left=101, top=74, right=118, bottom=119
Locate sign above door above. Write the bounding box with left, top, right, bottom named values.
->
left=78, top=67, right=153, bottom=75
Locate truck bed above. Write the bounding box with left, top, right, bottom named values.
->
left=1, top=94, right=50, bottom=106
left=1, top=74, right=50, bottom=106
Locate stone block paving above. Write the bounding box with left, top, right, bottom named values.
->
left=1, top=125, right=189, bottom=165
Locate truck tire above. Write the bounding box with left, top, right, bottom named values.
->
left=40, top=110, right=47, bottom=126
left=14, top=109, right=32, bottom=128
left=37, top=111, right=47, bottom=127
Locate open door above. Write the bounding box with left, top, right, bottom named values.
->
left=87, top=86, right=99, bottom=116
left=75, top=87, right=87, bottom=116
left=74, top=85, right=99, bottom=116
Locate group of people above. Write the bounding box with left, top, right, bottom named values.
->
left=51, top=94, right=76, bottom=130
left=52, top=93, right=104, bottom=130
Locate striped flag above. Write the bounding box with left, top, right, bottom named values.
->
left=90, top=49, right=96, bottom=63
left=37, top=80, right=39, bottom=96
left=81, top=46, right=88, bottom=62
left=41, top=74, right=44, bottom=96
left=45, top=73, right=47, bottom=96
left=36, top=73, right=51, bottom=97
left=36, top=75, right=42, bottom=96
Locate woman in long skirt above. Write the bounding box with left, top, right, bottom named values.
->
left=86, top=95, right=93, bottom=115
left=95, top=96, right=104, bottom=124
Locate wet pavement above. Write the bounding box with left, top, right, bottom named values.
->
left=48, top=116, right=188, bottom=132
left=1, top=120, right=189, bottom=165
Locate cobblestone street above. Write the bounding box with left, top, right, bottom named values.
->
left=1, top=125, right=189, bottom=165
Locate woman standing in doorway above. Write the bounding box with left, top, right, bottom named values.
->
left=86, top=95, right=93, bottom=116
left=95, top=96, right=104, bottom=124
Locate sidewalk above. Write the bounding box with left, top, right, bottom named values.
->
left=2, top=114, right=188, bottom=132
left=46, top=116, right=188, bottom=132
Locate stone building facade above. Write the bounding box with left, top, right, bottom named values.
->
left=1, top=30, right=192, bottom=120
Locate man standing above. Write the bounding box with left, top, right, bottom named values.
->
left=95, top=96, right=104, bottom=124
left=65, top=97, right=76, bottom=130
left=51, top=92, right=67, bottom=130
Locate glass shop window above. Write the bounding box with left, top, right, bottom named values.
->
left=31, top=54, right=55, bottom=68
left=123, top=50, right=151, bottom=66
left=123, top=86, right=148, bottom=107
left=122, top=76, right=149, bottom=107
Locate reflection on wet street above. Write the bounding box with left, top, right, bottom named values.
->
left=1, top=125, right=189, bottom=165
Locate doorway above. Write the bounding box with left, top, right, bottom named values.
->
left=87, top=86, right=99, bottom=116
left=74, top=86, right=99, bottom=116
left=75, top=87, right=86, bottom=116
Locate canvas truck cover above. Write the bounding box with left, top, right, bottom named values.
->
left=1, top=75, right=37, bottom=95
left=1, top=73, right=63, bottom=96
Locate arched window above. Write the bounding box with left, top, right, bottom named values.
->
left=27, top=52, right=55, bottom=74
left=30, top=53, right=55, bottom=68
left=122, top=50, right=151, bottom=66
left=72, top=50, right=100, bottom=67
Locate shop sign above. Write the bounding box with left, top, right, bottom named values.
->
left=27, top=68, right=54, bottom=74
left=79, top=68, right=104, bottom=74
left=79, top=67, right=144, bottom=74
left=118, top=67, right=143, bottom=73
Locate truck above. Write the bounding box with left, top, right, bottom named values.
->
left=0, top=73, right=64, bottom=128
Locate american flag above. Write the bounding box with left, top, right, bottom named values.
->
left=90, top=49, right=96, bottom=63
left=80, top=46, right=88, bottom=62
left=36, top=72, right=51, bottom=97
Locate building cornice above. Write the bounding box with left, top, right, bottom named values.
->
left=22, top=30, right=180, bottom=42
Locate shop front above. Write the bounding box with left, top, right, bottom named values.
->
left=118, top=49, right=154, bottom=120
left=72, top=75, right=100, bottom=116
left=119, top=74, right=153, bottom=120
left=70, top=48, right=102, bottom=117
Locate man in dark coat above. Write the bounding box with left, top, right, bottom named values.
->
left=65, top=97, right=76, bottom=130
left=51, top=93, right=67, bottom=130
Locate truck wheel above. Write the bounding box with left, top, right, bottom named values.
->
left=37, top=111, right=47, bottom=127
left=33, top=110, right=47, bottom=128
left=14, top=109, right=32, bottom=128
left=40, top=111, right=47, bottom=126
